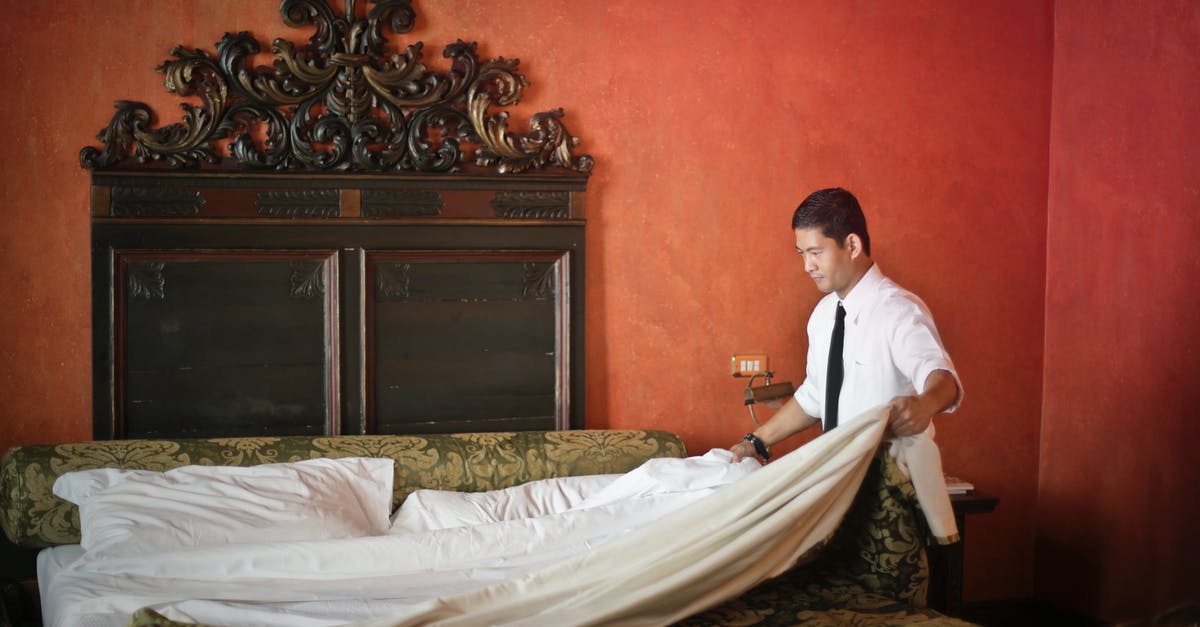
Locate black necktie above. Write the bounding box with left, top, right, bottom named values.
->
left=825, top=302, right=846, bottom=431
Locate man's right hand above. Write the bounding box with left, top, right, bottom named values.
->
left=729, top=439, right=758, bottom=463
left=727, top=397, right=821, bottom=463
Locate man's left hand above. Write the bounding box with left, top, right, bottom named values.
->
left=886, top=370, right=959, bottom=437
left=885, top=395, right=933, bottom=437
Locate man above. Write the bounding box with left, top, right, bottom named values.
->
left=730, top=187, right=962, bottom=464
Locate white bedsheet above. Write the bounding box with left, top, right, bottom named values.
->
left=42, top=409, right=937, bottom=627
left=36, top=543, right=85, bottom=623
left=41, top=450, right=760, bottom=627
left=364, top=407, right=894, bottom=626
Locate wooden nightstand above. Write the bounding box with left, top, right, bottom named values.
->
left=926, top=492, right=999, bottom=615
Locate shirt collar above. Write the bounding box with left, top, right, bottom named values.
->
left=838, top=262, right=883, bottom=322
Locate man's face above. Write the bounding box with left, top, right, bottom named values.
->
left=794, top=227, right=855, bottom=295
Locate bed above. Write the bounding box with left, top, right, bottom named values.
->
left=0, top=1, right=973, bottom=625
left=1, top=413, right=970, bottom=627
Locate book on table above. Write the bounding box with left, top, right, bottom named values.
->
left=944, top=475, right=974, bottom=495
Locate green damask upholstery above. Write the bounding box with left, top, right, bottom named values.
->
left=0, top=429, right=686, bottom=548
left=681, top=452, right=974, bottom=626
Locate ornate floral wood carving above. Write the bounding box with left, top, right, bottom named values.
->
left=522, top=262, right=554, bottom=299
left=375, top=262, right=411, bottom=299
left=361, top=189, right=442, bottom=217
left=111, top=187, right=205, bottom=217
left=491, top=191, right=570, bottom=219
left=289, top=261, right=326, bottom=298
left=79, top=0, right=592, bottom=175
left=127, top=262, right=166, bottom=301
left=256, top=190, right=341, bottom=217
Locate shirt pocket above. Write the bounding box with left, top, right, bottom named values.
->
left=851, top=346, right=874, bottom=370
left=839, top=347, right=883, bottom=420
left=849, top=346, right=881, bottom=389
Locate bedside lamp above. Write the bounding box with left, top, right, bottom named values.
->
left=742, top=372, right=795, bottom=426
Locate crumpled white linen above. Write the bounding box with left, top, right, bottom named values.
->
left=41, top=449, right=759, bottom=627
left=358, top=405, right=896, bottom=627
left=389, top=449, right=760, bottom=535
left=52, top=457, right=396, bottom=558
left=889, top=429, right=959, bottom=543
left=833, top=404, right=959, bottom=543
left=44, top=406, right=953, bottom=627
left=389, top=474, right=620, bottom=534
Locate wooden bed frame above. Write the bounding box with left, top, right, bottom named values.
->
left=82, top=0, right=593, bottom=441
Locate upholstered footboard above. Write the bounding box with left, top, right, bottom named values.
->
left=0, top=429, right=686, bottom=549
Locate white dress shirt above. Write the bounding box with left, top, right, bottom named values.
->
left=794, top=263, right=962, bottom=430
left=793, top=263, right=964, bottom=542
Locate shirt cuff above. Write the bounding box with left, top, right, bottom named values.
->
left=793, top=383, right=823, bottom=420
left=915, top=363, right=963, bottom=413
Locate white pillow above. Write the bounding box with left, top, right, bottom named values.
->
left=51, top=467, right=159, bottom=505
left=53, top=457, right=395, bottom=557
left=389, top=473, right=619, bottom=534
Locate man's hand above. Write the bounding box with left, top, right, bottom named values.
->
left=729, top=439, right=758, bottom=463
left=885, top=395, right=934, bottom=436
left=726, top=398, right=821, bottom=463
left=886, top=369, right=959, bottom=437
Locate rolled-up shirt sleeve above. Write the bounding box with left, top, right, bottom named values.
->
left=890, top=297, right=963, bottom=413
left=793, top=299, right=832, bottom=419
left=794, top=354, right=824, bottom=420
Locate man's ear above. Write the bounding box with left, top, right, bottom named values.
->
left=845, top=233, right=865, bottom=259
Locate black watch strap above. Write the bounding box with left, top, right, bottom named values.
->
left=742, top=433, right=770, bottom=461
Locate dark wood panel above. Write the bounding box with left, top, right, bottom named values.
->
left=125, top=299, right=327, bottom=368
left=124, top=365, right=329, bottom=438
left=90, top=173, right=587, bottom=220
left=374, top=353, right=557, bottom=431
left=373, top=300, right=557, bottom=353
left=367, top=253, right=568, bottom=433
left=375, top=353, right=556, bottom=394
left=92, top=220, right=585, bottom=438
left=376, top=260, right=555, bottom=301
left=338, top=248, right=366, bottom=435
left=114, top=252, right=337, bottom=438
left=92, top=222, right=585, bottom=251
left=376, top=415, right=559, bottom=435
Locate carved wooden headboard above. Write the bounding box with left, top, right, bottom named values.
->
left=81, top=0, right=591, bottom=440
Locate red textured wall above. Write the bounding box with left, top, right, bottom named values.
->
left=0, top=0, right=1053, bottom=603
left=1040, top=0, right=1200, bottom=621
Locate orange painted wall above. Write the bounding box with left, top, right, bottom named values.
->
left=1040, top=0, right=1200, bottom=621
left=0, top=0, right=1053, bottom=603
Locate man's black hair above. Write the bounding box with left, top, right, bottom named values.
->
left=790, top=187, right=871, bottom=256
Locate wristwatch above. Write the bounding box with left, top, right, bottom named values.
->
left=741, top=433, right=770, bottom=461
